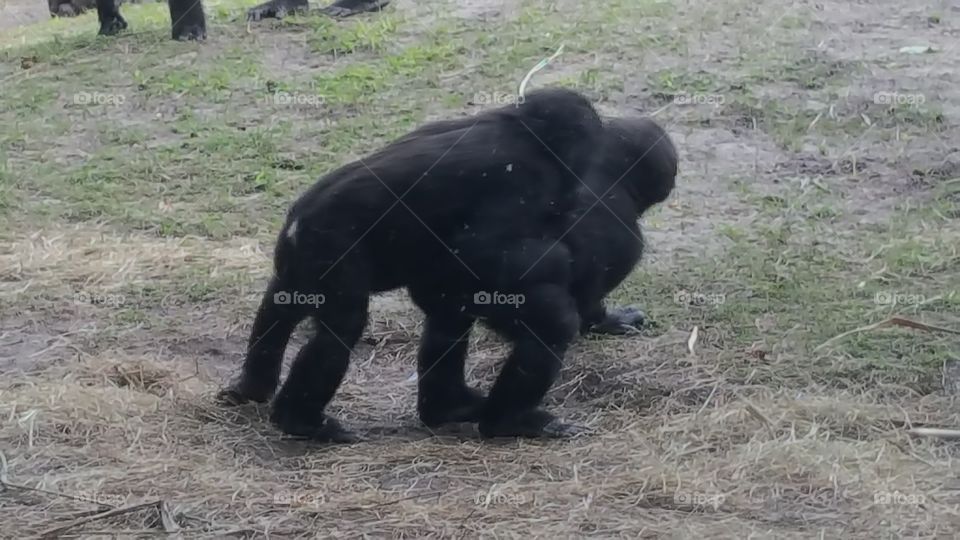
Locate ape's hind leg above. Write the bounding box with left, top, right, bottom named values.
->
left=96, top=0, right=127, bottom=35
left=479, top=283, right=581, bottom=438
left=219, top=277, right=305, bottom=405
left=410, top=311, right=485, bottom=428
left=269, top=294, right=369, bottom=442
left=450, top=237, right=582, bottom=438
left=169, top=0, right=206, bottom=40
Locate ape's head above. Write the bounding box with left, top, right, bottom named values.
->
left=600, top=116, right=678, bottom=215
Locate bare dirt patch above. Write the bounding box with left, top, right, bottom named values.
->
left=0, top=0, right=47, bottom=31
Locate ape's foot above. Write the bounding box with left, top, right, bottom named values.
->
left=590, top=305, right=646, bottom=335
left=270, top=405, right=357, bottom=443
left=216, top=376, right=276, bottom=406
left=98, top=15, right=128, bottom=36
left=172, top=23, right=206, bottom=41
left=419, top=386, right=486, bottom=428
left=247, top=0, right=308, bottom=20
left=320, top=0, right=390, bottom=17
left=479, top=409, right=584, bottom=439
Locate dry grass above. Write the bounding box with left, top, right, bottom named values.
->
left=3, top=336, right=960, bottom=537
left=2, top=227, right=959, bottom=537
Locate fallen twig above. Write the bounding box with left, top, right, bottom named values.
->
left=815, top=316, right=960, bottom=352
left=907, top=427, right=960, bottom=441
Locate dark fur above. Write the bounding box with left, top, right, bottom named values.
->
left=89, top=0, right=383, bottom=40
left=568, top=117, right=678, bottom=334
left=219, top=88, right=605, bottom=440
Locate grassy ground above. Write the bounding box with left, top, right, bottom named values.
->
left=1, top=0, right=959, bottom=537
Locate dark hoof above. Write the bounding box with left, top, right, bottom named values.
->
left=590, top=305, right=646, bottom=335
left=320, top=0, right=390, bottom=17
left=479, top=409, right=584, bottom=439
left=216, top=377, right=275, bottom=406
left=247, top=0, right=307, bottom=21
left=98, top=15, right=128, bottom=36
left=419, top=386, right=485, bottom=428
left=270, top=406, right=357, bottom=443
left=172, top=24, right=207, bottom=40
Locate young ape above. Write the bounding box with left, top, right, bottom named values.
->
left=219, top=88, right=605, bottom=441
left=569, top=117, right=678, bottom=335
left=93, top=0, right=384, bottom=39
left=413, top=116, right=678, bottom=434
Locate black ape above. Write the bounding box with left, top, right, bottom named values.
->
left=567, top=117, right=678, bottom=335
left=92, top=0, right=384, bottom=40
left=219, top=88, right=604, bottom=440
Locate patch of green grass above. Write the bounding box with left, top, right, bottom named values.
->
left=304, top=14, right=401, bottom=55
left=132, top=46, right=263, bottom=99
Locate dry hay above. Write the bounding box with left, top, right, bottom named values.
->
left=4, top=347, right=960, bottom=537
left=2, top=227, right=960, bottom=538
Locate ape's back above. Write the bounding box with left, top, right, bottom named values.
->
left=283, top=89, right=604, bottom=287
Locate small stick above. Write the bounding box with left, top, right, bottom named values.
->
left=907, top=427, right=960, bottom=440
left=815, top=316, right=960, bottom=352
left=517, top=44, right=566, bottom=102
